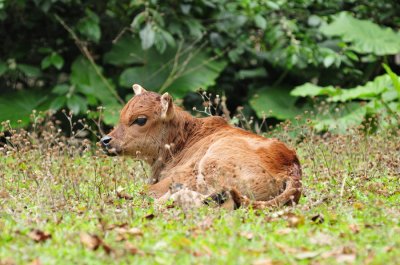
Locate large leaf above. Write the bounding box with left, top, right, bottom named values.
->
left=291, top=83, right=339, bottom=97
left=106, top=36, right=226, bottom=98
left=292, top=74, right=399, bottom=103
left=0, top=90, right=49, bottom=128
left=0, top=60, right=7, bottom=76
left=314, top=103, right=367, bottom=133
left=77, top=9, right=101, bottom=43
left=68, top=57, right=122, bottom=124
left=320, top=12, right=400, bottom=55
left=250, top=86, right=302, bottom=120
left=103, top=37, right=144, bottom=66
left=70, top=57, right=118, bottom=106
left=329, top=74, right=393, bottom=102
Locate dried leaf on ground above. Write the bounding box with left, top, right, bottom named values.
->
left=348, top=224, right=360, bottom=234
left=28, top=258, right=41, bottom=265
left=28, top=229, right=51, bottom=243
left=0, top=190, right=10, bottom=199
left=125, top=242, right=145, bottom=256
left=80, top=232, right=113, bottom=254
left=144, top=213, right=155, bottom=220
left=252, top=258, right=279, bottom=265
left=117, top=191, right=133, bottom=200
left=310, top=213, right=324, bottom=224
left=116, top=227, right=144, bottom=241
left=295, top=251, right=321, bottom=260
left=309, top=232, right=334, bottom=246
left=80, top=233, right=102, bottom=250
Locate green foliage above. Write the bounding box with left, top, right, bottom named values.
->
left=1, top=0, right=400, bottom=132
left=0, top=90, right=48, bottom=128
left=320, top=12, right=400, bottom=55
left=291, top=65, right=400, bottom=132
left=250, top=86, right=303, bottom=120
left=108, top=37, right=226, bottom=98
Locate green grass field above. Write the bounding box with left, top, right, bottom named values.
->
left=0, top=122, right=399, bottom=265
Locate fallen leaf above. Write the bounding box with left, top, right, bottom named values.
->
left=240, top=231, right=254, bottom=240
left=102, top=242, right=113, bottom=255
left=0, top=190, right=10, bottom=199
left=252, top=258, right=274, bottom=265
left=0, top=258, right=16, bottom=265
left=144, top=213, right=155, bottom=220
left=28, top=229, right=51, bottom=243
left=295, top=251, right=321, bottom=260
left=106, top=222, right=128, bottom=231
left=80, top=232, right=113, bottom=254
left=117, top=191, right=133, bottom=200
left=336, top=254, right=356, bottom=263
left=198, top=217, right=213, bottom=230
left=125, top=242, right=145, bottom=256
left=309, top=232, right=333, bottom=246
left=28, top=258, right=41, bottom=265
left=348, top=224, right=360, bottom=234
left=353, top=202, right=364, bottom=210
left=80, top=233, right=102, bottom=250
left=287, top=214, right=305, bottom=227
left=116, top=227, right=144, bottom=241
left=310, top=213, right=324, bottom=224
left=276, top=228, right=292, bottom=235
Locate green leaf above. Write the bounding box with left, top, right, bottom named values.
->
left=115, top=37, right=226, bottom=98
left=291, top=83, right=338, bottom=97
left=77, top=10, right=101, bottom=43
left=254, top=15, right=267, bottom=30
left=266, top=1, right=280, bottom=10
left=250, top=86, right=302, bottom=120
left=131, top=12, right=146, bottom=29
left=67, top=94, right=87, bottom=114
left=166, top=53, right=227, bottom=98
left=70, top=57, right=118, bottom=105
left=307, top=15, right=321, bottom=27
left=185, top=18, right=204, bottom=38
left=160, top=30, right=176, bottom=47
left=49, top=96, right=66, bottom=111
left=323, top=55, right=336, bottom=68
left=329, top=74, right=391, bottom=102
left=314, top=103, right=367, bottom=133
left=51, top=53, right=64, bottom=70
left=320, top=12, right=400, bottom=55
left=102, top=103, right=123, bottom=125
left=41, top=55, right=52, bottom=69
left=140, top=23, right=155, bottom=50
left=382, top=63, right=400, bottom=98
left=0, top=90, right=48, bottom=128
left=237, top=68, right=267, bottom=79
left=0, top=60, right=7, bottom=76
left=52, top=84, right=70, bottom=95
left=104, top=37, right=144, bottom=65
left=18, top=64, right=41, bottom=77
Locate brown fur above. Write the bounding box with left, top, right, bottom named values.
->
left=103, top=85, right=302, bottom=209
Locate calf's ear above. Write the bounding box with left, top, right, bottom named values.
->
left=160, top=92, right=174, bottom=120
left=132, top=84, right=147, bottom=95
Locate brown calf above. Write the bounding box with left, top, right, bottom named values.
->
left=101, top=84, right=302, bottom=209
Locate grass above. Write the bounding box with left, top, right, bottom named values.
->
left=0, top=117, right=399, bottom=265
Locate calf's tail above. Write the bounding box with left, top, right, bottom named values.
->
left=230, top=163, right=302, bottom=209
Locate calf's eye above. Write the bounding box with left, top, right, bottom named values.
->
left=132, top=116, right=147, bottom=126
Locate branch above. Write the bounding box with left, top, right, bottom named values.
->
left=54, top=14, right=124, bottom=105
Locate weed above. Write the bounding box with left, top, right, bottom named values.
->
left=0, top=112, right=399, bottom=264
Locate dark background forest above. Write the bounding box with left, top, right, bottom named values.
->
left=1, top=0, right=399, bottom=133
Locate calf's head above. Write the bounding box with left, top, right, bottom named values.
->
left=101, top=84, right=174, bottom=161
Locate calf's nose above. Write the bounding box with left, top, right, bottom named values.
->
left=100, top=135, right=112, bottom=147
